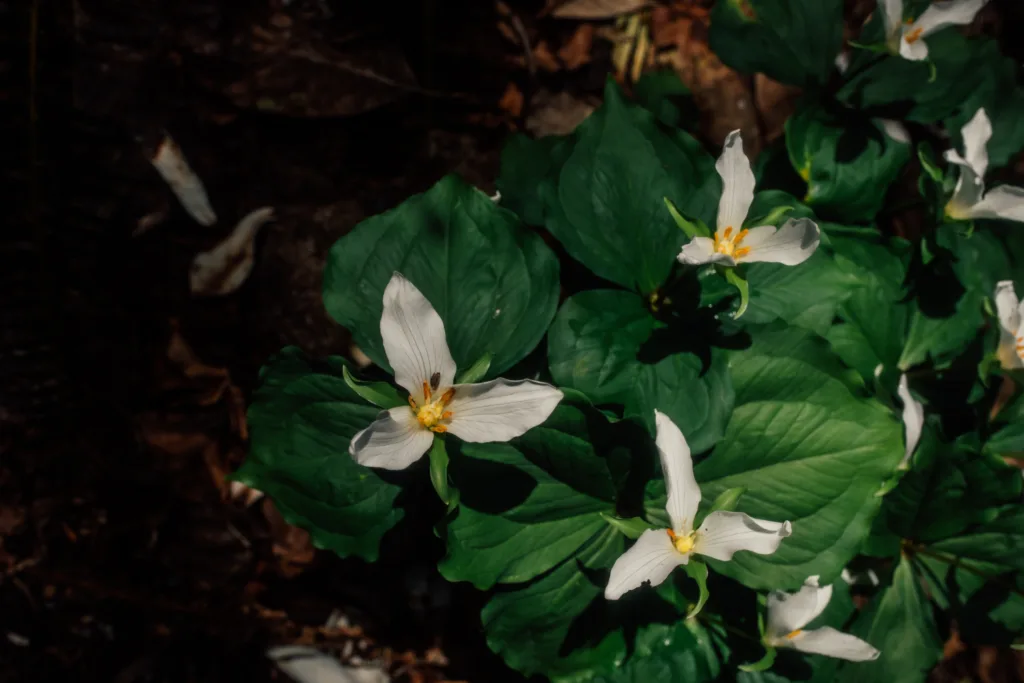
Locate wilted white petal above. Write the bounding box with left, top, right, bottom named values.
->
left=655, top=411, right=700, bottom=535
left=380, top=273, right=457, bottom=402
left=911, top=0, right=988, bottom=40
left=605, top=528, right=686, bottom=600
left=268, top=645, right=390, bottom=683
left=834, top=50, right=851, bottom=74
left=787, top=627, right=881, bottom=662
left=897, top=374, right=924, bottom=468
left=994, top=281, right=1021, bottom=335
left=693, top=511, right=791, bottom=561
left=961, top=108, right=992, bottom=178
left=150, top=135, right=218, bottom=226
left=766, top=576, right=833, bottom=639
left=738, top=218, right=820, bottom=265
left=349, top=407, right=433, bottom=470
left=881, top=0, right=904, bottom=39
left=715, top=130, right=756, bottom=234
left=967, top=185, right=1024, bottom=222
left=678, top=237, right=735, bottom=266
left=879, top=118, right=911, bottom=144
left=444, top=379, right=562, bottom=443
left=190, top=207, right=275, bottom=296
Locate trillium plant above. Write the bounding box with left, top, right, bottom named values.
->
left=236, top=2, right=1024, bottom=681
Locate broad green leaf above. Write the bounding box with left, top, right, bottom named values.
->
left=986, top=389, right=1024, bottom=455
left=497, top=133, right=576, bottom=227
left=632, top=69, right=699, bottom=130
left=233, top=348, right=403, bottom=561
left=439, top=399, right=646, bottom=589
left=323, top=173, right=559, bottom=378
left=551, top=80, right=718, bottom=293
left=836, top=557, right=942, bottom=683
left=929, top=506, right=1024, bottom=572
left=690, top=326, right=903, bottom=589
left=482, top=526, right=626, bottom=680
left=548, top=289, right=734, bottom=453
left=708, top=0, right=843, bottom=87
left=584, top=620, right=723, bottom=683
left=785, top=103, right=910, bottom=223
left=918, top=554, right=1024, bottom=642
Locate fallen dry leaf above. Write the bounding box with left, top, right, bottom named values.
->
left=190, top=207, right=275, bottom=296
left=558, top=24, right=595, bottom=70
left=550, top=0, right=650, bottom=20
left=262, top=498, right=315, bottom=577
left=149, top=135, right=218, bottom=227
left=526, top=90, right=597, bottom=137
left=498, top=82, right=524, bottom=118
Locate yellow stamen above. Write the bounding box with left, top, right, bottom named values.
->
left=786, top=629, right=803, bottom=640
left=415, top=385, right=457, bottom=433
left=667, top=528, right=696, bottom=554
left=713, top=225, right=752, bottom=261
left=905, top=27, right=923, bottom=44
left=408, top=395, right=418, bottom=410
left=422, top=381, right=432, bottom=404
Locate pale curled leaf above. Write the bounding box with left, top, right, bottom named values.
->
left=190, top=207, right=275, bottom=296
left=267, top=646, right=389, bottom=683
left=150, top=135, right=218, bottom=226
left=550, top=0, right=649, bottom=19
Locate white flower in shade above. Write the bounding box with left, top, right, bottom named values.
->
left=897, top=374, right=924, bottom=469
left=944, top=109, right=1024, bottom=222
left=994, top=280, right=1024, bottom=369
left=881, top=0, right=989, bottom=61
left=604, top=412, right=791, bottom=600
left=678, top=131, right=820, bottom=268
left=348, top=273, right=563, bottom=470
left=764, top=576, right=880, bottom=662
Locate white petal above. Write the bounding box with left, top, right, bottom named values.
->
left=715, top=130, right=756, bottom=233
left=994, top=281, right=1020, bottom=335
left=766, top=576, right=833, bottom=638
left=879, top=118, right=911, bottom=145
left=960, top=108, right=992, bottom=179
left=655, top=411, right=701, bottom=535
left=349, top=406, right=434, bottom=470
left=834, top=50, right=851, bottom=74
left=678, top=236, right=735, bottom=267
left=911, top=0, right=988, bottom=39
left=604, top=528, right=686, bottom=600
left=788, top=627, right=881, bottom=662
left=897, top=374, right=924, bottom=468
left=150, top=135, right=218, bottom=227
left=899, top=33, right=930, bottom=60
left=739, top=218, right=820, bottom=265
left=693, top=511, right=791, bottom=561
left=944, top=153, right=985, bottom=216
left=380, top=273, right=457, bottom=402
left=967, top=185, right=1024, bottom=222
left=881, top=0, right=904, bottom=38
left=444, top=379, right=562, bottom=443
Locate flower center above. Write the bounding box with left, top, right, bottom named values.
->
left=904, top=26, right=923, bottom=44
left=1015, top=336, right=1024, bottom=360
left=667, top=528, right=697, bottom=554
left=409, top=382, right=456, bottom=433
left=713, top=226, right=751, bottom=260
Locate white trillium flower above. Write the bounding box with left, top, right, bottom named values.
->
left=764, top=576, right=880, bottom=662
left=604, top=412, right=792, bottom=600
left=994, top=280, right=1024, bottom=369
left=348, top=273, right=563, bottom=470
left=881, top=0, right=989, bottom=61
left=944, top=109, right=1024, bottom=222
left=897, top=374, right=924, bottom=469
left=678, top=131, right=821, bottom=268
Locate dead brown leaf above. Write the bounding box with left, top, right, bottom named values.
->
left=558, top=24, right=595, bottom=70
left=262, top=498, right=315, bottom=577
left=754, top=74, right=802, bottom=144
left=549, top=0, right=650, bottom=19
left=498, top=82, right=524, bottom=118
left=526, top=90, right=598, bottom=137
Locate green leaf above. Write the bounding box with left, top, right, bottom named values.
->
left=323, top=173, right=559, bottom=378
left=497, top=134, right=576, bottom=227
left=708, top=486, right=746, bottom=514
left=428, top=437, right=452, bottom=506
left=548, top=289, right=734, bottom=453
left=929, top=506, right=1024, bottom=572
left=785, top=102, right=911, bottom=223
left=439, top=398, right=645, bottom=590
left=724, top=268, right=750, bottom=319
left=455, top=352, right=492, bottom=385
left=584, top=621, right=723, bottom=683
left=683, top=560, right=710, bottom=618
left=739, top=646, right=776, bottom=673
left=689, top=326, right=903, bottom=589
left=708, top=0, right=843, bottom=87
left=665, top=197, right=709, bottom=240
left=917, top=554, right=1024, bottom=643
left=601, top=513, right=653, bottom=539
left=233, top=348, right=404, bottom=561
left=342, top=366, right=405, bottom=409
left=836, top=556, right=942, bottom=683
left=633, top=69, right=699, bottom=129
left=550, top=80, right=718, bottom=293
